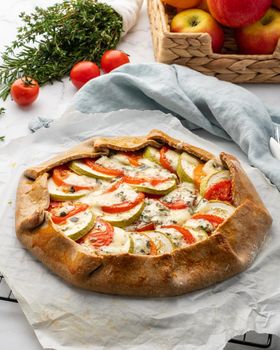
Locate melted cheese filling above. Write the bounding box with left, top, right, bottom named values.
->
left=63, top=172, right=99, bottom=187
left=54, top=210, right=94, bottom=238
left=137, top=199, right=191, bottom=227
left=80, top=183, right=141, bottom=216
left=145, top=231, right=173, bottom=255
left=157, top=228, right=187, bottom=249
left=47, top=145, right=234, bottom=255
left=162, top=182, right=197, bottom=209
left=101, top=202, right=144, bottom=224
left=98, top=228, right=131, bottom=255
left=130, top=233, right=151, bottom=255
left=165, top=149, right=179, bottom=171
left=48, top=178, right=90, bottom=197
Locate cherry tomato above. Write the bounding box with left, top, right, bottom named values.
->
left=70, top=61, right=100, bottom=89
left=100, top=50, right=130, bottom=73
left=101, top=193, right=145, bottom=214
left=204, top=180, right=232, bottom=202
left=11, top=77, right=39, bottom=106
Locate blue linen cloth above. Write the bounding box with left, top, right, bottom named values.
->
left=72, top=63, right=280, bottom=190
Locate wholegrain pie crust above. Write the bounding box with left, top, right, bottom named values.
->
left=16, top=130, right=272, bottom=297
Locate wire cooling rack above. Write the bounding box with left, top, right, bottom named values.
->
left=228, top=333, right=272, bottom=348
left=0, top=274, right=17, bottom=303
left=0, top=273, right=273, bottom=348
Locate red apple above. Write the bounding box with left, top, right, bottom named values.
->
left=170, top=9, right=224, bottom=53
left=235, top=8, right=280, bottom=54
left=208, top=0, right=272, bottom=28
left=273, top=0, right=280, bottom=9
left=198, top=0, right=209, bottom=12
left=176, top=0, right=204, bottom=13
left=164, top=0, right=201, bottom=8
left=176, top=0, right=209, bottom=14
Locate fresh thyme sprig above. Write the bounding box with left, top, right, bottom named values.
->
left=0, top=0, right=123, bottom=100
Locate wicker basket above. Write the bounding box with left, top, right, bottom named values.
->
left=147, top=0, right=280, bottom=83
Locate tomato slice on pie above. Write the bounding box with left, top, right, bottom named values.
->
left=48, top=201, right=62, bottom=209
left=161, top=224, right=196, bottom=244
left=147, top=237, right=158, bottom=255
left=80, top=218, right=114, bottom=248
left=193, top=163, right=205, bottom=188
left=160, top=200, right=189, bottom=210
left=48, top=202, right=89, bottom=225
left=136, top=222, right=155, bottom=232
left=84, top=159, right=124, bottom=177
left=191, top=214, right=224, bottom=227
left=159, top=146, right=175, bottom=173
left=101, top=193, right=145, bottom=214
left=52, top=166, right=93, bottom=191
left=52, top=166, right=69, bottom=186
left=103, top=178, right=124, bottom=193
left=123, top=175, right=169, bottom=186
left=121, top=152, right=141, bottom=167
left=204, top=179, right=232, bottom=202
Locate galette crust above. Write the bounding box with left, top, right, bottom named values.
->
left=16, top=130, right=272, bottom=297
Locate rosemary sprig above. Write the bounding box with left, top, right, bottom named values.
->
left=0, top=0, right=123, bottom=100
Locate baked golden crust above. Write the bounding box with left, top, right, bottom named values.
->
left=25, top=138, right=107, bottom=180
left=93, top=135, right=161, bottom=152
left=16, top=174, right=50, bottom=232
left=147, top=129, right=214, bottom=161
left=15, top=129, right=272, bottom=297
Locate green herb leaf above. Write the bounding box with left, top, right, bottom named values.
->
left=0, top=0, right=123, bottom=100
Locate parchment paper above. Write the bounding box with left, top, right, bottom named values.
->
left=0, top=109, right=280, bottom=350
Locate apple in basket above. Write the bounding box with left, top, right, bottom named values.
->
left=163, top=0, right=201, bottom=8
left=198, top=0, right=209, bottom=12
left=207, top=0, right=272, bottom=28
left=170, top=9, right=224, bottom=53
left=273, top=0, right=280, bottom=9
left=235, top=8, right=280, bottom=54
left=177, top=0, right=209, bottom=13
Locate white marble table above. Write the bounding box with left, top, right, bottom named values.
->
left=0, top=1, right=280, bottom=349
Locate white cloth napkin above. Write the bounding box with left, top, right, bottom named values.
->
left=102, top=0, right=143, bottom=36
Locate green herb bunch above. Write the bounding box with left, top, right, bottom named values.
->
left=0, top=0, right=123, bottom=100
